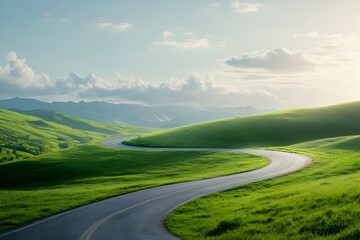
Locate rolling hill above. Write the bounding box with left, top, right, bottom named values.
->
left=1, top=100, right=359, bottom=237
left=0, top=109, right=149, bottom=162
left=126, top=101, right=360, bottom=148
left=10, top=109, right=118, bottom=135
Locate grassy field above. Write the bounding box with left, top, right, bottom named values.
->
left=126, top=101, right=360, bottom=148
left=0, top=145, right=268, bottom=232
left=0, top=109, right=149, bottom=162
left=2, top=101, right=359, bottom=239
left=165, top=135, right=360, bottom=240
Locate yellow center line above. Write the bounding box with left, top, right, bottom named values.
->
left=79, top=185, right=200, bottom=240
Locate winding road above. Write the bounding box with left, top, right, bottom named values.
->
left=0, top=136, right=312, bottom=240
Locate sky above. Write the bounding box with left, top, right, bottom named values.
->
left=0, top=0, right=359, bottom=109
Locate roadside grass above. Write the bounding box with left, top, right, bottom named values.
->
left=0, top=145, right=268, bottom=232
left=126, top=101, right=360, bottom=148
left=165, top=135, right=360, bottom=240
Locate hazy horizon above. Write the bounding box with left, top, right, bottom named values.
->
left=1, top=96, right=359, bottom=112
left=1, top=0, right=359, bottom=109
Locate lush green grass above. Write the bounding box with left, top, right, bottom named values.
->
left=10, top=109, right=120, bottom=134
left=0, top=109, right=150, bottom=162
left=165, top=135, right=360, bottom=240
left=126, top=101, right=360, bottom=148
left=0, top=145, right=268, bottom=232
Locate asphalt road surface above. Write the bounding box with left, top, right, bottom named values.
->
left=0, top=136, right=312, bottom=240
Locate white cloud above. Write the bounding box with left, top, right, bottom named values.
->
left=95, top=21, right=133, bottom=32
left=225, top=48, right=315, bottom=72
left=231, top=1, right=264, bottom=13
left=294, top=31, right=360, bottom=68
left=210, top=2, right=220, bottom=8
left=163, top=31, right=174, bottom=39
left=42, top=13, right=68, bottom=23
left=181, top=72, right=219, bottom=91
left=0, top=52, right=51, bottom=97
left=153, top=31, right=209, bottom=50
left=154, top=38, right=209, bottom=50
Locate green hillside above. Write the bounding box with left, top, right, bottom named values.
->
left=0, top=109, right=149, bottom=162
left=126, top=101, right=360, bottom=148
left=166, top=135, right=360, bottom=240
left=10, top=109, right=118, bottom=134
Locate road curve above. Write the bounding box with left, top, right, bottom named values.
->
left=0, top=136, right=312, bottom=240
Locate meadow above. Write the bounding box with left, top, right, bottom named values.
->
left=165, top=135, right=360, bottom=240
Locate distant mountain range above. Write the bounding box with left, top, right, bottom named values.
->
left=0, top=97, right=269, bottom=128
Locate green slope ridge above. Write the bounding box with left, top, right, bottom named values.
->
left=126, top=101, right=360, bottom=148
left=0, top=108, right=149, bottom=162
left=165, top=135, right=360, bottom=240
left=10, top=109, right=118, bottom=134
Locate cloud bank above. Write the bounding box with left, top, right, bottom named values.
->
left=56, top=72, right=280, bottom=108
left=0, top=52, right=280, bottom=108
left=225, top=48, right=316, bottom=72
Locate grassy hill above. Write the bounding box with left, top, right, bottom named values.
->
left=10, top=109, right=118, bottom=134
left=126, top=101, right=360, bottom=148
left=0, top=109, right=149, bottom=162
left=165, top=135, right=360, bottom=240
